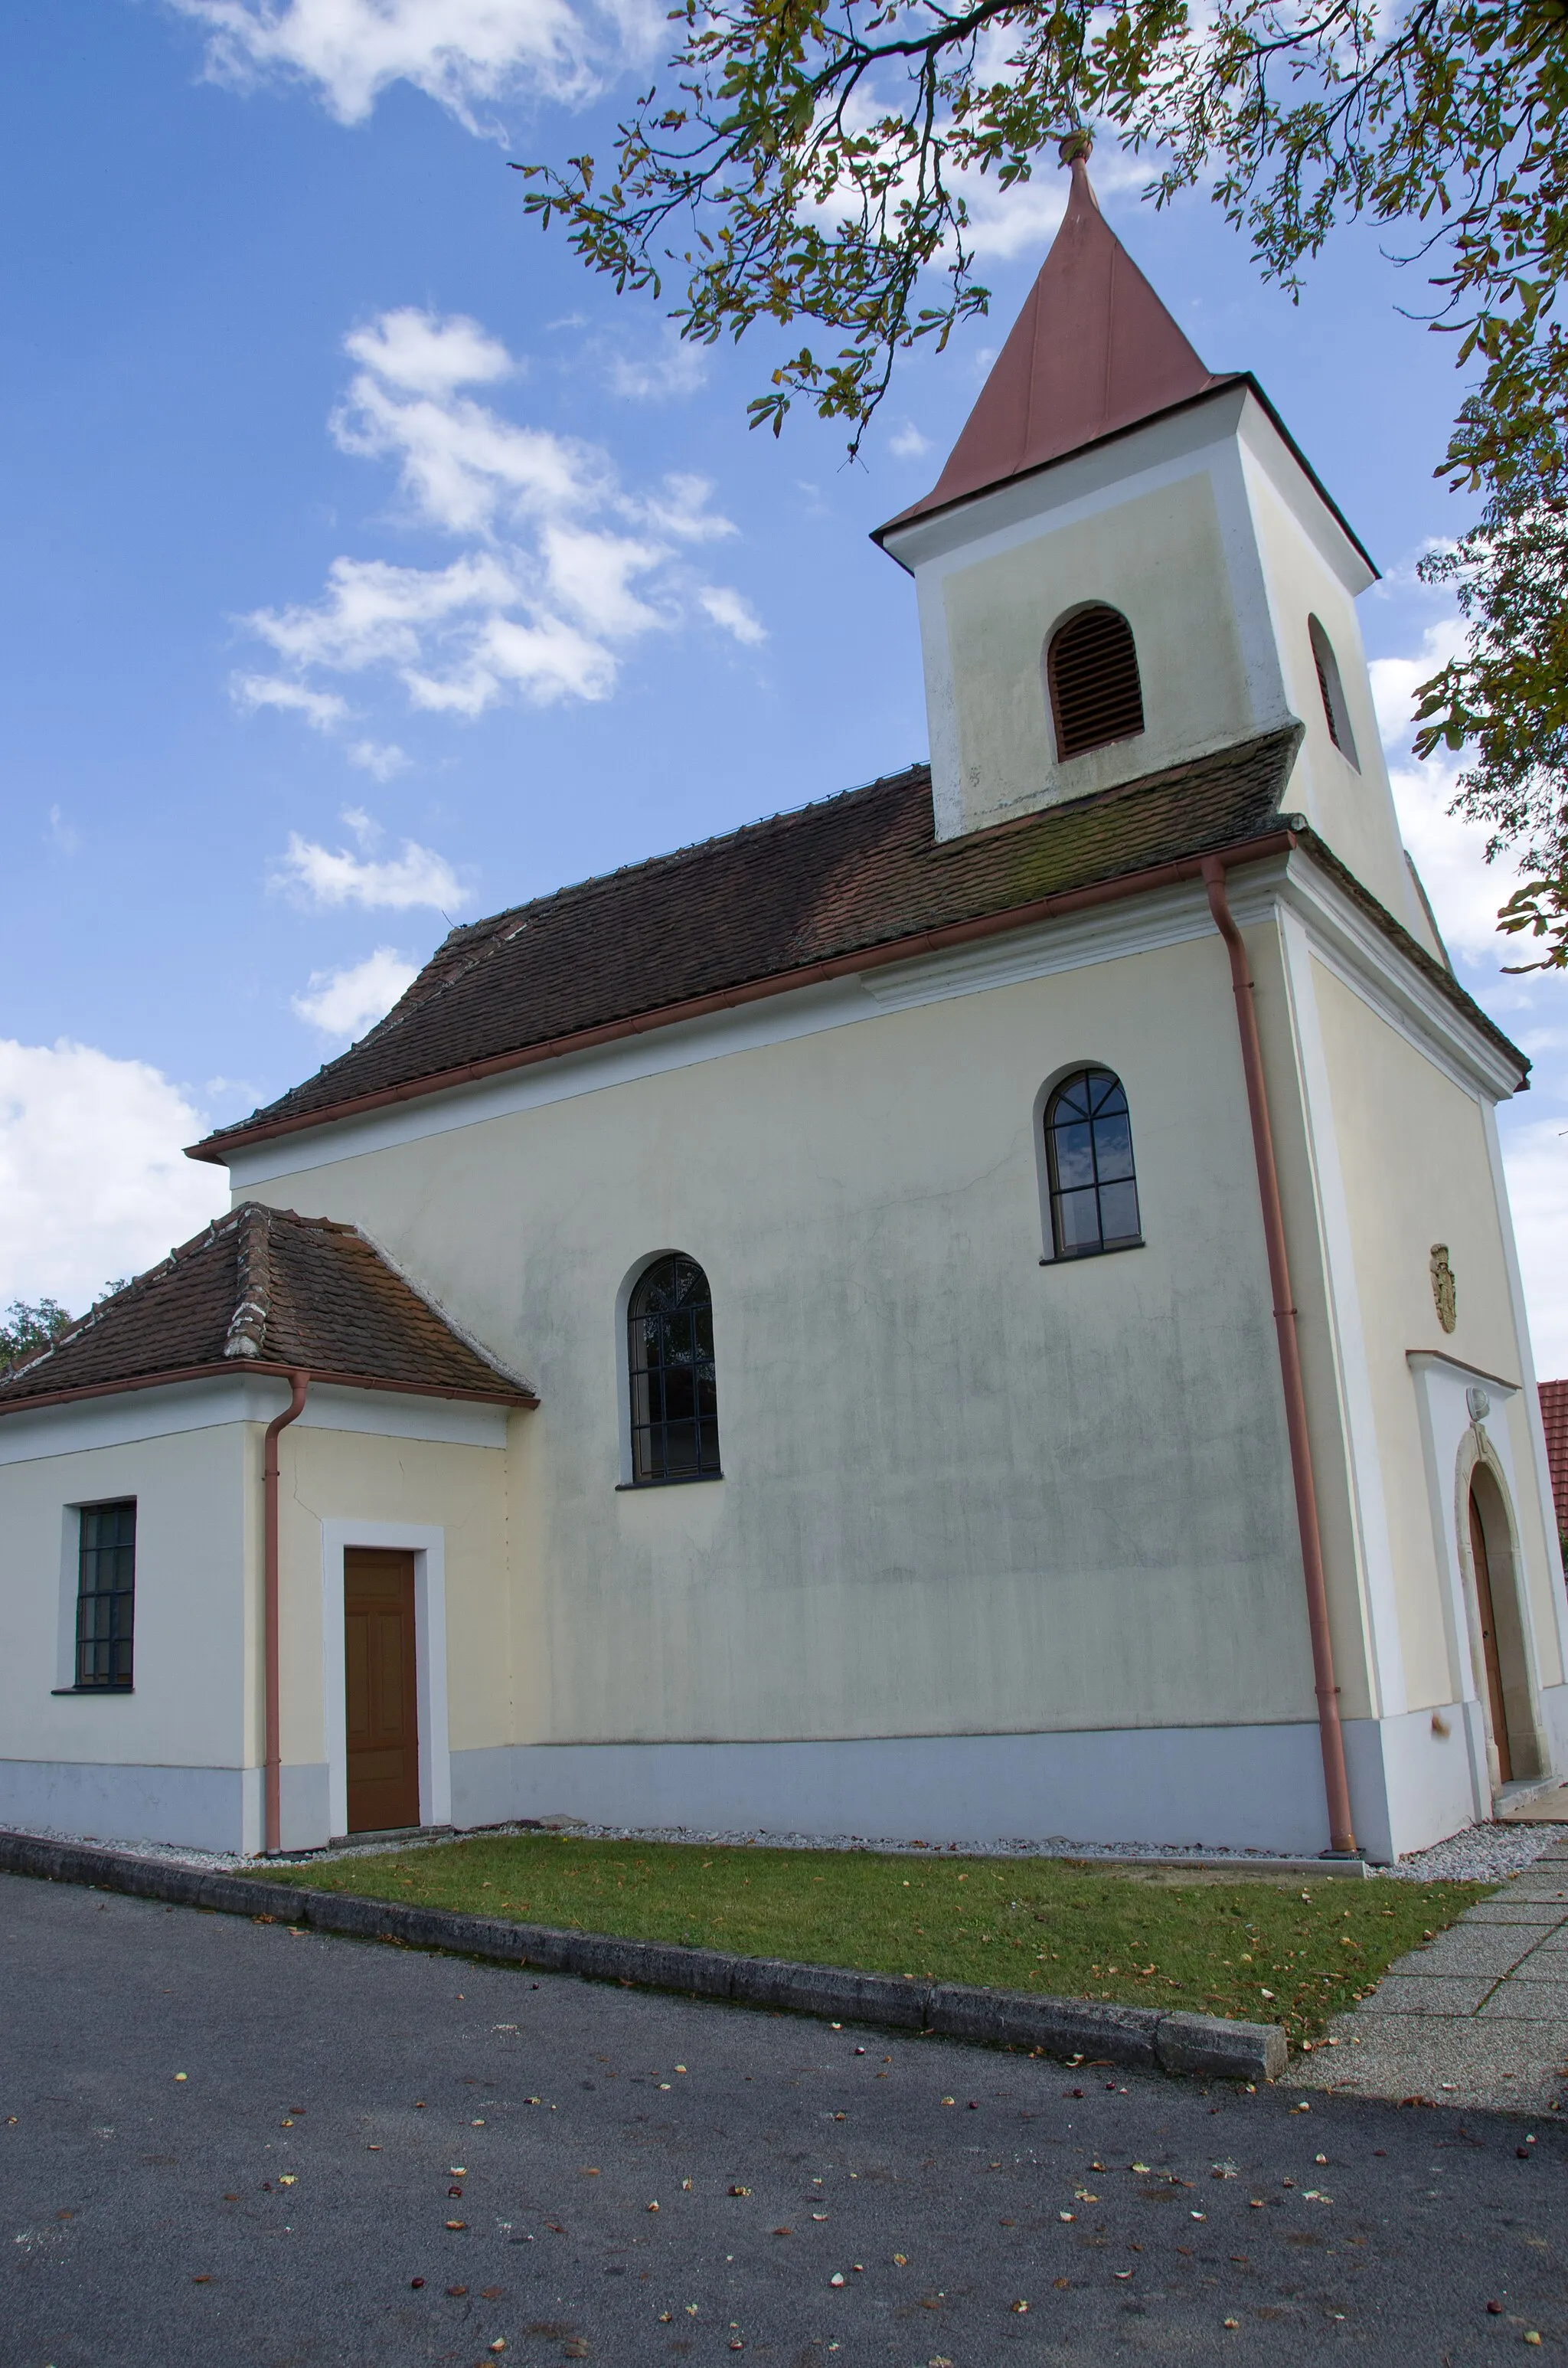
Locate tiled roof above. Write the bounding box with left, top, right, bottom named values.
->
left=1539, top=1381, right=1568, bottom=1539
left=193, top=726, right=1523, bottom=1164
left=0, top=1204, right=535, bottom=1412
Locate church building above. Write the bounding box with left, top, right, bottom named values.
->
left=3, top=157, right=1564, bottom=1864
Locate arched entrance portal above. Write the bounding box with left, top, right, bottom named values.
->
left=1463, top=1460, right=1543, bottom=1791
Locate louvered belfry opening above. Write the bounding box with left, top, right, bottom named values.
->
left=1047, top=604, right=1145, bottom=760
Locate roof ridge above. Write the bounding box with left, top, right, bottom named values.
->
left=223, top=1202, right=273, bottom=1361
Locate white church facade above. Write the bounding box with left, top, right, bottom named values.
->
left=2, top=159, right=1564, bottom=1863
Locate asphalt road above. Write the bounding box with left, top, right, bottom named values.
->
left=2, top=1870, right=1564, bottom=2366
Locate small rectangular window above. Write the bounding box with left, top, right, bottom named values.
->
left=75, top=1500, right=136, bottom=1689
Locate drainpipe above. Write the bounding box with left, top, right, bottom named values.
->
left=262, top=1371, right=310, bottom=1856
left=1202, top=859, right=1358, bottom=1856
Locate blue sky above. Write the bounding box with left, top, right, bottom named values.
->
left=4, top=0, right=1566, bottom=1366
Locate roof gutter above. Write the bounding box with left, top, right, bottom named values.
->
left=263, top=1370, right=309, bottom=1858
left=1203, top=858, right=1359, bottom=1858
left=188, top=829, right=1302, bottom=1166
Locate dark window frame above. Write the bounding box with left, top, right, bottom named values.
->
left=1046, top=603, right=1145, bottom=762
left=1042, top=1068, right=1144, bottom=1261
left=72, top=1498, right=137, bottom=1691
left=626, top=1254, right=723, bottom=1487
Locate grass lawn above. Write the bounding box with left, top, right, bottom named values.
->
left=261, top=1834, right=1488, bottom=2046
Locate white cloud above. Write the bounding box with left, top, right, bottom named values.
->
left=0, top=1040, right=227, bottom=1313
left=233, top=672, right=353, bottom=731
left=347, top=738, right=410, bottom=779
left=248, top=550, right=519, bottom=675
left=344, top=306, right=515, bottom=395
left=1370, top=612, right=1525, bottom=966
left=888, top=421, right=932, bottom=460
left=172, top=0, right=659, bottom=129
left=1498, top=1114, right=1568, bottom=1379
left=1367, top=617, right=1463, bottom=752
left=697, top=584, right=766, bottom=646
left=292, top=947, right=420, bottom=1038
left=239, top=308, right=759, bottom=719
left=274, top=819, right=467, bottom=911
left=46, top=805, right=81, bottom=856
left=608, top=334, right=709, bottom=401
left=1387, top=754, right=1524, bottom=966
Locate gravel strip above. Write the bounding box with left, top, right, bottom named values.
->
left=5, top=1814, right=1560, bottom=1882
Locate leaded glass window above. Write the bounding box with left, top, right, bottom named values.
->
left=75, top=1499, right=136, bottom=1689
left=628, top=1254, right=721, bottom=1484
left=1044, top=1069, right=1142, bottom=1259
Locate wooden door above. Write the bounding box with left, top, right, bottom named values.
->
left=1468, top=1490, right=1512, bottom=1784
left=345, top=1549, right=420, bottom=1833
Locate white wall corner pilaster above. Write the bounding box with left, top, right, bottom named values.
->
left=1275, top=903, right=1406, bottom=1719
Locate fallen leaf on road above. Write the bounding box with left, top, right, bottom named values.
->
left=647, top=2202, right=659, bottom=2213
left=1058, top=2213, right=1074, bottom=2223
left=1011, top=2300, right=1029, bottom=2313
left=728, top=2186, right=751, bottom=2197
left=829, top=2273, right=845, bottom=2288
left=446, top=2220, right=468, bottom=2232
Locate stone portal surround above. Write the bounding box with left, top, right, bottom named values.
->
left=1302, top=1838, right=1568, bottom=2112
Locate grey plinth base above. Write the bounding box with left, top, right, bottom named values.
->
left=0, top=1828, right=1286, bottom=2084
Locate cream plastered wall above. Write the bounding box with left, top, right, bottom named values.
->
left=942, top=469, right=1253, bottom=831
left=269, top=1423, right=513, bottom=1774
left=1309, top=960, right=1562, bottom=1705
left=1240, top=449, right=1435, bottom=944
left=0, top=1421, right=249, bottom=1770
left=247, top=932, right=1322, bottom=1750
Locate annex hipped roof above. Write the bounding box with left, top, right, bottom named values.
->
left=0, top=1203, right=536, bottom=1413
left=189, top=726, right=1523, bottom=1165
left=877, top=152, right=1232, bottom=538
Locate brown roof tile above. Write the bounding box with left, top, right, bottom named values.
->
left=193, top=726, right=1523, bottom=1163
left=0, top=1204, right=535, bottom=1412
left=1539, top=1380, right=1568, bottom=1540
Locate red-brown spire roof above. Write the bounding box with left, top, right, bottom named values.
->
left=877, top=153, right=1230, bottom=536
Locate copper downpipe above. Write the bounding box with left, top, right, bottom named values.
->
left=1202, top=859, right=1357, bottom=1855
left=262, top=1371, right=310, bottom=1856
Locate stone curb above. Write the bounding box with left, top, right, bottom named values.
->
left=0, top=1828, right=1287, bottom=2083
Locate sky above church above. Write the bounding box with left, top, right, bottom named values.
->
left=5, top=0, right=1567, bottom=1368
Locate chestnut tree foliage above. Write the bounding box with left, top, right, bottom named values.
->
left=515, top=0, right=1568, bottom=951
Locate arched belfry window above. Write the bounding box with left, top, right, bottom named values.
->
left=1308, top=616, right=1360, bottom=768
left=1044, top=1069, right=1142, bottom=1259
left=1047, top=605, right=1145, bottom=761
left=627, top=1254, right=721, bottom=1484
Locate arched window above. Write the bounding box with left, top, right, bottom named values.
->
left=1044, top=1069, right=1142, bottom=1259
left=627, top=1254, right=721, bottom=1484
left=1047, top=605, right=1145, bottom=761
left=1308, top=616, right=1360, bottom=768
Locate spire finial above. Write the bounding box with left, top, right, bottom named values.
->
left=1057, top=129, right=1093, bottom=169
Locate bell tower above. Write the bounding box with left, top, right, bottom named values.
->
left=874, top=152, right=1432, bottom=944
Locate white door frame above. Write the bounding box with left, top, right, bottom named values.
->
left=321, top=1519, right=451, bottom=1840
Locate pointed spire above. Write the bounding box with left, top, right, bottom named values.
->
left=879, top=146, right=1229, bottom=535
